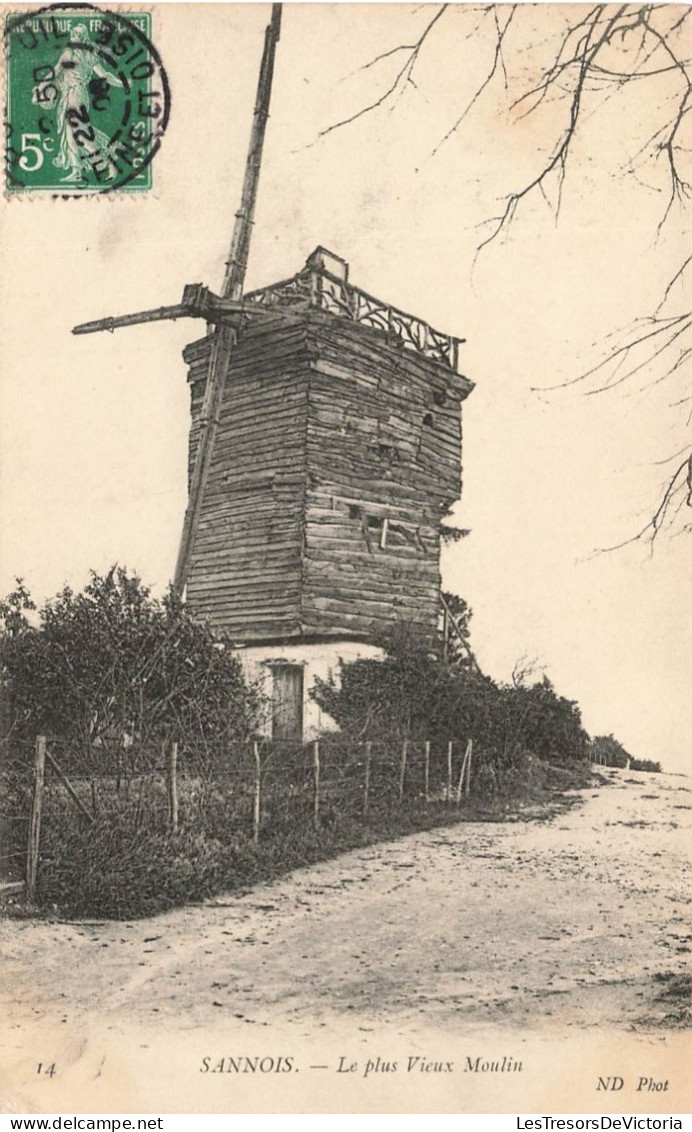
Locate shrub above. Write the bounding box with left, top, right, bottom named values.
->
left=588, top=733, right=632, bottom=768
left=630, top=758, right=662, bottom=773
left=312, top=637, right=589, bottom=785
left=38, top=809, right=230, bottom=919
left=1, top=569, right=262, bottom=779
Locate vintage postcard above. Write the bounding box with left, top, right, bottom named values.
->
left=1, top=0, right=690, bottom=1116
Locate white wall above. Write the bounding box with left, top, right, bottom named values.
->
left=234, top=639, right=384, bottom=739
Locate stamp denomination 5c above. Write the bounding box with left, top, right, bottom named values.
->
left=5, top=3, right=170, bottom=194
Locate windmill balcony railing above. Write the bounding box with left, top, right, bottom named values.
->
left=244, top=267, right=462, bottom=371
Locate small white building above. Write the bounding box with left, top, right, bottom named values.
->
left=234, top=639, right=384, bottom=741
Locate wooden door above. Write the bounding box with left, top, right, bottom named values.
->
left=271, top=663, right=304, bottom=741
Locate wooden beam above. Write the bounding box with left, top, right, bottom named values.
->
left=168, top=741, right=179, bottom=834
left=312, top=740, right=320, bottom=829
left=173, top=3, right=283, bottom=599
left=253, top=741, right=262, bottom=842
left=222, top=4, right=282, bottom=302
left=26, top=736, right=45, bottom=901
left=73, top=302, right=194, bottom=336
left=72, top=286, right=298, bottom=337
left=45, top=748, right=94, bottom=824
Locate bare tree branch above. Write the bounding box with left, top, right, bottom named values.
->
left=596, top=453, right=692, bottom=552
left=313, top=4, right=448, bottom=142
left=312, top=5, right=691, bottom=546
left=429, top=6, right=517, bottom=159
left=317, top=5, right=690, bottom=239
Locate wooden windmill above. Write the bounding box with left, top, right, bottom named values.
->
left=74, top=4, right=476, bottom=739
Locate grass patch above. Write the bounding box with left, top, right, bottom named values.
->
left=12, top=756, right=592, bottom=921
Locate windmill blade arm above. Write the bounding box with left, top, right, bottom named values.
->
left=71, top=284, right=252, bottom=336
left=72, top=285, right=225, bottom=336
left=72, top=302, right=196, bottom=336
left=72, top=282, right=296, bottom=336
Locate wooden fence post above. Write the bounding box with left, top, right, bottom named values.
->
left=456, top=739, right=472, bottom=805
left=456, top=744, right=468, bottom=805
left=424, top=740, right=430, bottom=802
left=465, top=738, right=473, bottom=797
left=168, top=740, right=179, bottom=833
left=26, top=735, right=46, bottom=901
left=398, top=740, right=408, bottom=804
left=252, top=741, right=261, bottom=843
left=312, top=741, right=320, bottom=828
left=446, top=740, right=453, bottom=803
left=363, top=741, right=372, bottom=816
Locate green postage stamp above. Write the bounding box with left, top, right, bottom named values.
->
left=5, top=4, right=169, bottom=193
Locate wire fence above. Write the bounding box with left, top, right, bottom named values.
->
left=1, top=733, right=475, bottom=894
left=0, top=736, right=34, bottom=881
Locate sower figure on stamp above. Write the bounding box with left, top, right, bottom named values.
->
left=32, top=24, right=123, bottom=184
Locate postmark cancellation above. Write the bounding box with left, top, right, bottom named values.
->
left=4, top=3, right=169, bottom=194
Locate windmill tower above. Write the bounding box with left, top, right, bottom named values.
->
left=74, top=5, right=474, bottom=741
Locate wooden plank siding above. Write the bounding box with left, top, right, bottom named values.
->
left=183, top=320, right=310, bottom=638
left=182, top=306, right=471, bottom=643
left=302, top=312, right=466, bottom=641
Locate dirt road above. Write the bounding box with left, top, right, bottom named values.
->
left=1, top=769, right=690, bottom=1113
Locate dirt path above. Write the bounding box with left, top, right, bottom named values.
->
left=1, top=769, right=690, bottom=1113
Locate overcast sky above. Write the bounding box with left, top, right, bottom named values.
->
left=1, top=3, right=689, bottom=771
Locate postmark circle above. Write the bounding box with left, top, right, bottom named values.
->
left=5, top=3, right=170, bottom=193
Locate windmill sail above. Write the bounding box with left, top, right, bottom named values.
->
left=173, top=3, right=282, bottom=598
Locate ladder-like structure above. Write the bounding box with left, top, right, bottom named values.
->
left=440, top=592, right=481, bottom=675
